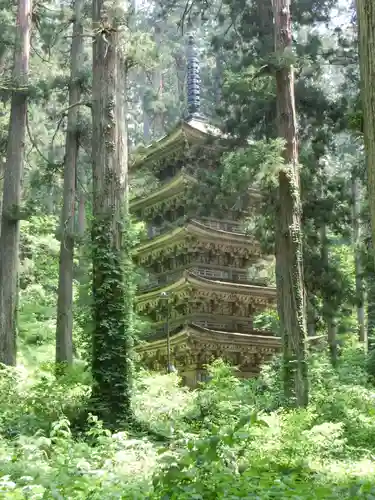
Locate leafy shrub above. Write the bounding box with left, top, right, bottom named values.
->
left=1, top=348, right=375, bottom=498
left=18, top=216, right=61, bottom=364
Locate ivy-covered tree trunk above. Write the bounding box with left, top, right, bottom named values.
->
left=356, top=0, right=375, bottom=272
left=351, top=174, right=366, bottom=345
left=90, top=0, right=133, bottom=426
left=0, top=0, right=31, bottom=365
left=55, top=0, right=84, bottom=371
left=273, top=0, right=308, bottom=407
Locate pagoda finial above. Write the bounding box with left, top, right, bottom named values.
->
left=186, top=31, right=201, bottom=117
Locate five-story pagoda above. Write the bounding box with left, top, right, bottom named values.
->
left=131, top=34, right=280, bottom=386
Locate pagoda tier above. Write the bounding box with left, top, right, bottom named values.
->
left=135, top=270, right=276, bottom=335
left=137, top=324, right=280, bottom=387
left=131, top=117, right=223, bottom=173
left=130, top=170, right=262, bottom=222
left=131, top=117, right=279, bottom=381
left=135, top=218, right=264, bottom=279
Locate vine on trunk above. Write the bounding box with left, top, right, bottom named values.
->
left=89, top=211, right=135, bottom=428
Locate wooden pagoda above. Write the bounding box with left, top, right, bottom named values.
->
left=131, top=35, right=281, bottom=387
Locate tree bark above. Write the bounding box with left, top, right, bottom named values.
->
left=152, top=24, right=163, bottom=138
left=273, top=0, right=308, bottom=407
left=214, top=51, right=223, bottom=109
left=77, top=168, right=86, bottom=237
left=306, top=294, right=316, bottom=337
left=367, top=257, right=375, bottom=349
left=320, top=224, right=338, bottom=365
left=55, top=0, right=84, bottom=371
left=351, top=173, right=366, bottom=346
left=174, top=51, right=186, bottom=109
left=143, top=24, right=163, bottom=141
left=0, top=0, right=31, bottom=365
left=356, top=1, right=375, bottom=274
left=90, top=0, right=132, bottom=426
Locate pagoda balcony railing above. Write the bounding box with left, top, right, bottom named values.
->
left=146, top=217, right=246, bottom=240
left=191, top=267, right=268, bottom=286
left=146, top=217, right=185, bottom=238
left=151, top=321, right=233, bottom=335
left=194, top=319, right=252, bottom=332
left=139, top=267, right=268, bottom=292
left=141, top=269, right=184, bottom=292
left=145, top=320, right=273, bottom=341
left=197, top=217, right=245, bottom=233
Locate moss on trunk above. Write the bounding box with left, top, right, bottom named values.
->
left=357, top=1, right=375, bottom=273
left=89, top=0, right=133, bottom=426
left=273, top=0, right=308, bottom=407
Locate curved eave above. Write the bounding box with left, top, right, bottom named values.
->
left=136, top=274, right=189, bottom=303
left=135, top=270, right=277, bottom=305
left=190, top=219, right=250, bottom=240
left=131, top=118, right=222, bottom=170
left=187, top=272, right=277, bottom=298
left=136, top=324, right=281, bottom=353
left=130, top=171, right=197, bottom=212
left=135, top=219, right=260, bottom=258
left=131, top=126, right=183, bottom=170
left=136, top=226, right=187, bottom=256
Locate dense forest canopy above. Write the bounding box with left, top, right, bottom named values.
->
left=2, top=0, right=375, bottom=497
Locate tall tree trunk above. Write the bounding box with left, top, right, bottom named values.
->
left=365, top=230, right=375, bottom=349
left=356, top=1, right=375, bottom=272
left=273, top=0, right=308, bottom=407
left=351, top=174, right=366, bottom=346
left=174, top=51, right=186, bottom=110
left=214, top=51, right=223, bottom=109
left=367, top=266, right=375, bottom=350
left=306, top=294, right=316, bottom=337
left=0, top=0, right=31, bottom=365
left=0, top=42, right=7, bottom=230
left=77, top=168, right=86, bottom=237
left=143, top=24, right=163, bottom=141
left=143, top=91, right=151, bottom=142
left=55, top=0, right=84, bottom=371
left=0, top=157, right=4, bottom=237
left=154, top=25, right=164, bottom=137
left=320, top=225, right=338, bottom=365
left=90, top=0, right=132, bottom=426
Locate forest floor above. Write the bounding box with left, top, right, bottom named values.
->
left=1, top=342, right=375, bottom=498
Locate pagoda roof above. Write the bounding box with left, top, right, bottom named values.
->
left=136, top=270, right=276, bottom=312
left=136, top=219, right=261, bottom=262
left=130, top=170, right=196, bottom=211
left=136, top=323, right=281, bottom=354
left=131, top=117, right=222, bottom=170
left=130, top=170, right=263, bottom=213
left=136, top=323, right=323, bottom=356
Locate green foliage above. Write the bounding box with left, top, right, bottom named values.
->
left=0, top=0, right=371, bottom=498
left=2, top=349, right=375, bottom=498
left=221, top=138, right=285, bottom=192
left=253, top=308, right=279, bottom=331
left=18, top=216, right=60, bottom=363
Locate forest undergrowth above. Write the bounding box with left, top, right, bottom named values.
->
left=1, top=347, right=375, bottom=499
left=2, top=219, right=375, bottom=499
